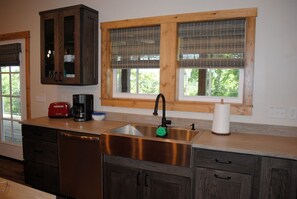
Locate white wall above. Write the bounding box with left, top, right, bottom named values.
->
left=0, top=0, right=296, bottom=127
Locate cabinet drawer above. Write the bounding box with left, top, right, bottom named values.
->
left=195, top=167, right=252, bottom=199
left=23, top=138, right=58, bottom=166
left=194, top=149, right=256, bottom=174
left=24, top=161, right=59, bottom=194
left=22, top=125, right=57, bottom=142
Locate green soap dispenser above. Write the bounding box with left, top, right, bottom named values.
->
left=156, top=126, right=167, bottom=137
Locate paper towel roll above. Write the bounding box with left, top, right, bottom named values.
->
left=212, top=103, right=230, bottom=135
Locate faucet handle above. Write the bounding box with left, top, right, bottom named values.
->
left=161, top=118, right=171, bottom=127
left=165, top=119, right=172, bottom=126
left=191, top=123, right=195, bottom=130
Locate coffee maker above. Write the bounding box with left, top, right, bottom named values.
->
left=72, top=94, right=93, bottom=122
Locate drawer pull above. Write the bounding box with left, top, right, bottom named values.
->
left=215, top=158, right=232, bottom=164
left=144, top=174, right=149, bottom=187
left=214, top=174, right=231, bottom=180
left=33, top=132, right=42, bottom=135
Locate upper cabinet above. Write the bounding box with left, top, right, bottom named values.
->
left=40, top=5, right=98, bottom=85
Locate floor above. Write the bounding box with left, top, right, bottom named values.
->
left=0, top=155, right=25, bottom=184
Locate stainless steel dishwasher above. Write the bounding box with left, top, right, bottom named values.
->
left=58, top=131, right=102, bottom=199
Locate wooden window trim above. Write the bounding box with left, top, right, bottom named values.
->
left=0, top=31, right=31, bottom=119
left=101, top=8, right=257, bottom=115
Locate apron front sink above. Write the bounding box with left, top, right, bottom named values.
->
left=100, top=124, right=199, bottom=167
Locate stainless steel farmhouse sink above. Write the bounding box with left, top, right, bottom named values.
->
left=100, top=124, right=199, bottom=167
left=109, top=124, right=198, bottom=142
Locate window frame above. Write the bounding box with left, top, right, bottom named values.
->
left=112, top=68, right=160, bottom=99
left=101, top=8, right=257, bottom=115
left=0, top=32, right=30, bottom=147
left=178, top=68, right=245, bottom=104
left=0, top=31, right=31, bottom=119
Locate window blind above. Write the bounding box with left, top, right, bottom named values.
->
left=110, top=26, right=160, bottom=69
left=0, top=43, right=21, bottom=66
left=178, top=19, right=246, bottom=68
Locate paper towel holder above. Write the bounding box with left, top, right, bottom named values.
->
left=211, top=99, right=231, bottom=136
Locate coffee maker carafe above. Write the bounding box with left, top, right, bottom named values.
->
left=73, top=94, right=93, bottom=121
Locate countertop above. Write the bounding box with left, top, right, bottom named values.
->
left=21, top=117, right=297, bottom=161
left=192, top=131, right=297, bottom=160
left=0, top=177, right=56, bottom=199
left=21, top=117, right=127, bottom=135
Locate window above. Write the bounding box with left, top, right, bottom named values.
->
left=110, top=26, right=160, bottom=99
left=0, top=43, right=24, bottom=145
left=178, top=19, right=246, bottom=103
left=101, top=8, right=257, bottom=115
left=0, top=31, right=30, bottom=160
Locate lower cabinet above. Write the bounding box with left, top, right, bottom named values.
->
left=259, top=157, right=297, bottom=199
left=22, top=124, right=102, bottom=198
left=144, top=170, right=190, bottom=199
left=104, top=163, right=141, bottom=199
left=22, top=123, right=297, bottom=199
left=103, top=156, right=191, bottom=199
left=193, top=149, right=260, bottom=199
left=22, top=125, right=59, bottom=195
left=24, top=161, right=59, bottom=194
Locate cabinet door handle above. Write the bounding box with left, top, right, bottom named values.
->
left=34, top=173, right=44, bottom=179
left=59, top=71, right=63, bottom=82
left=54, top=71, right=58, bottom=82
left=214, top=174, right=231, bottom=180
left=137, top=172, right=141, bottom=186
left=144, top=174, right=149, bottom=187
left=215, top=158, right=232, bottom=164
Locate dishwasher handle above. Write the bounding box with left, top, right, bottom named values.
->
left=59, top=131, right=100, bottom=142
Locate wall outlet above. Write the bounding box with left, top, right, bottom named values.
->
left=35, top=94, right=46, bottom=103
left=268, top=106, right=286, bottom=119
left=59, top=95, right=67, bottom=101
left=287, top=108, right=297, bottom=119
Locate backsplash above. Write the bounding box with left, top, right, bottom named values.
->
left=105, top=112, right=297, bottom=137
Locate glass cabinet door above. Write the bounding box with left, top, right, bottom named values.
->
left=60, top=9, right=80, bottom=84
left=63, top=16, right=75, bottom=79
left=40, top=5, right=98, bottom=85
left=44, top=19, right=55, bottom=79
left=41, top=12, right=58, bottom=84
left=41, top=10, right=80, bottom=84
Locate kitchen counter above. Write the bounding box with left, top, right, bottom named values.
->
left=21, top=116, right=127, bottom=135
left=192, top=131, right=297, bottom=160
left=21, top=117, right=297, bottom=161
left=0, top=177, right=55, bottom=199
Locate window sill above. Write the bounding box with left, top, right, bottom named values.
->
left=101, top=98, right=252, bottom=116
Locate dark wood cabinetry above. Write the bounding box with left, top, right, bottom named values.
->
left=22, top=125, right=59, bottom=194
left=144, top=170, right=190, bottom=199
left=21, top=121, right=297, bottom=199
left=40, top=4, right=98, bottom=85
left=259, top=157, right=297, bottom=199
left=104, top=163, right=141, bottom=199
left=193, top=149, right=260, bottom=199
left=103, top=155, right=191, bottom=199
left=22, top=124, right=103, bottom=198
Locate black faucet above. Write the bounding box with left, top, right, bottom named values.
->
left=153, top=93, right=171, bottom=129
